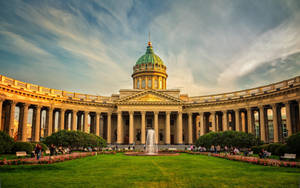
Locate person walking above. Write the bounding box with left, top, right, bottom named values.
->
left=35, top=144, right=42, bottom=160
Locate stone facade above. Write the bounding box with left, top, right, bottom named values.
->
left=0, top=42, right=300, bottom=145
left=0, top=74, right=299, bottom=145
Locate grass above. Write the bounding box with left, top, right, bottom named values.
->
left=0, top=153, right=299, bottom=188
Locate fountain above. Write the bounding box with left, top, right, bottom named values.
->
left=145, top=129, right=158, bottom=154
left=124, top=129, right=180, bottom=156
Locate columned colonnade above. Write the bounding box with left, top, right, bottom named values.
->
left=0, top=99, right=107, bottom=142
left=195, top=100, right=300, bottom=143
left=1, top=99, right=300, bottom=144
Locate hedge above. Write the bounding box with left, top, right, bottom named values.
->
left=43, top=130, right=106, bottom=149
left=12, top=142, right=33, bottom=154
left=195, top=131, right=260, bottom=148
left=0, top=131, right=14, bottom=154
left=286, top=132, right=300, bottom=156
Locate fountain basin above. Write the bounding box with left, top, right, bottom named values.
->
left=124, top=152, right=180, bottom=156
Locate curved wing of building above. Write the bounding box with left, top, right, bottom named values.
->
left=1, top=41, right=299, bottom=145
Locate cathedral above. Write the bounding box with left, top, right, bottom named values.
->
left=0, top=41, right=300, bottom=146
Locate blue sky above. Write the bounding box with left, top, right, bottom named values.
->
left=0, top=0, right=299, bottom=96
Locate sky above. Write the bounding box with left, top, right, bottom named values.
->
left=0, top=0, right=300, bottom=97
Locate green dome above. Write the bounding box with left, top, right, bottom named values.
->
left=135, top=43, right=164, bottom=66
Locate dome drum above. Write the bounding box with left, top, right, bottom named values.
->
left=132, top=41, right=168, bottom=90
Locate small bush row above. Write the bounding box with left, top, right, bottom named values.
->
left=251, top=132, right=300, bottom=156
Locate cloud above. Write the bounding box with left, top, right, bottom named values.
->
left=217, top=13, right=300, bottom=89
left=0, top=0, right=299, bottom=97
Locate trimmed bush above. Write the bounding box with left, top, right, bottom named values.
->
left=286, top=132, right=300, bottom=156
left=196, top=131, right=259, bottom=149
left=267, top=143, right=285, bottom=156
left=43, top=130, right=106, bottom=149
left=275, top=144, right=289, bottom=156
left=12, top=142, right=33, bottom=154
left=0, top=131, right=14, bottom=154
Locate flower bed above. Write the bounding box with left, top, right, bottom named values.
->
left=0, top=151, right=116, bottom=166
left=189, top=152, right=300, bottom=168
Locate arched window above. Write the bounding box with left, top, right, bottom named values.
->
left=137, top=80, right=140, bottom=89
left=148, top=78, right=152, bottom=88
left=142, top=79, right=145, bottom=89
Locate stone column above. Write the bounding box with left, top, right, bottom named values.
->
left=129, top=111, right=134, bottom=144
left=100, top=115, right=104, bottom=137
left=222, top=111, right=228, bottom=131
left=34, top=106, right=41, bottom=142
left=46, top=107, right=53, bottom=136
left=271, top=104, right=279, bottom=143
left=199, top=112, right=205, bottom=136
left=241, top=112, right=246, bottom=132
left=59, top=109, right=65, bottom=131
left=141, top=111, right=146, bottom=144
left=8, top=101, right=16, bottom=137
left=107, top=112, right=112, bottom=144
left=21, top=103, right=29, bottom=142
left=298, top=100, right=300, bottom=133
left=247, top=108, right=253, bottom=134
left=152, top=77, right=155, bottom=89
left=211, top=112, right=216, bottom=132
left=165, top=111, right=171, bottom=144
left=0, top=99, right=3, bottom=131
left=259, top=105, right=266, bottom=142
left=188, top=112, right=193, bottom=144
left=285, top=102, right=292, bottom=137
left=117, top=111, right=122, bottom=144
left=95, top=112, right=100, bottom=136
left=84, top=111, right=89, bottom=133
left=235, top=110, right=240, bottom=132
left=154, top=111, right=159, bottom=144
left=72, top=110, right=77, bottom=131
left=177, top=111, right=183, bottom=144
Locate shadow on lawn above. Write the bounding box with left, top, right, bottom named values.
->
left=0, top=165, right=65, bottom=173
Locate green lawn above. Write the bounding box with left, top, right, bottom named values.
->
left=0, top=153, right=299, bottom=188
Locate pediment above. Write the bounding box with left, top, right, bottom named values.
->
left=117, top=90, right=182, bottom=104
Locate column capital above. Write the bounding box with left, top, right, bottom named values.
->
left=199, top=112, right=204, bottom=115
left=257, top=105, right=265, bottom=109
left=35, top=105, right=42, bottom=109
left=22, top=103, right=30, bottom=108
left=283, top=101, right=290, bottom=105
left=222, top=110, right=227, bottom=113
left=0, top=98, right=5, bottom=102
left=154, top=111, right=159, bottom=115
left=211, top=111, right=216, bottom=115
left=129, top=111, right=134, bottom=115
left=177, top=111, right=182, bottom=115
left=60, top=108, right=66, bottom=112
left=73, top=109, right=78, bottom=113
left=271, top=103, right=277, bottom=108
left=141, top=111, right=146, bottom=115
left=9, top=100, right=17, bottom=105
left=84, top=111, right=89, bottom=114
left=246, top=107, right=253, bottom=111
left=165, top=111, right=171, bottom=115
left=187, top=112, right=193, bottom=116
left=117, top=111, right=122, bottom=115
left=106, top=111, right=112, bottom=116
